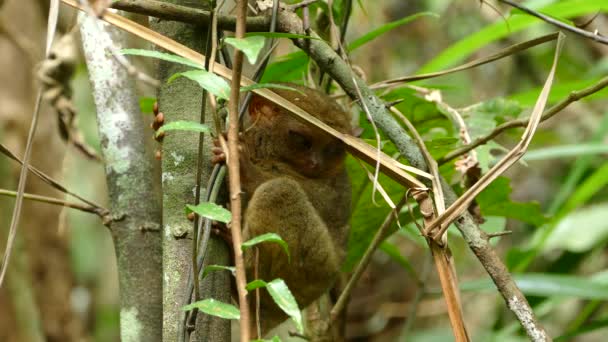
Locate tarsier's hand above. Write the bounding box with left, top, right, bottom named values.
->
left=151, top=101, right=165, bottom=159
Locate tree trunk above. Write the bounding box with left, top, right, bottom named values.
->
left=149, top=1, right=231, bottom=340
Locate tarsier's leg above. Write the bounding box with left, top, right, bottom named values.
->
left=243, top=177, right=340, bottom=332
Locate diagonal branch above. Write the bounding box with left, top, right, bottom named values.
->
left=497, top=0, right=608, bottom=45
left=439, top=74, right=608, bottom=164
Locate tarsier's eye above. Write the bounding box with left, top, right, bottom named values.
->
left=288, top=130, right=312, bottom=150
left=324, top=143, right=345, bottom=158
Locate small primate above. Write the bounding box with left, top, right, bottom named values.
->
left=215, top=84, right=353, bottom=334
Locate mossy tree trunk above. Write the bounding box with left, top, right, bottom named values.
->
left=150, top=1, right=231, bottom=340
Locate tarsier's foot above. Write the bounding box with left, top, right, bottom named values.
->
left=152, top=101, right=165, bottom=159
left=211, top=140, right=226, bottom=165
left=211, top=221, right=233, bottom=247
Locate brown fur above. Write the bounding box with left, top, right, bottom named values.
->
left=240, top=84, right=352, bottom=334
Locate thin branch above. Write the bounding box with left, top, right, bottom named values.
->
left=497, top=0, right=608, bottom=45
left=0, top=142, right=105, bottom=210
left=111, top=0, right=270, bottom=31
left=0, top=189, right=107, bottom=218
left=227, top=1, right=250, bottom=340
left=439, top=74, right=608, bottom=164
left=0, top=92, right=44, bottom=288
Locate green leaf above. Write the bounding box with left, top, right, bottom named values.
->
left=182, top=298, right=240, bottom=319
left=244, top=279, right=303, bottom=332
left=460, top=273, right=608, bottom=300
left=260, top=52, right=308, bottom=83
left=120, top=48, right=204, bottom=69
left=463, top=99, right=522, bottom=140
left=157, top=121, right=210, bottom=136
left=523, top=144, right=608, bottom=161
left=246, top=279, right=267, bottom=291
left=562, top=162, right=608, bottom=212
left=241, top=233, right=290, bottom=261
left=261, top=57, right=307, bottom=83
left=170, top=70, right=230, bottom=100
left=476, top=177, right=547, bottom=226
left=543, top=204, right=608, bottom=253
left=419, top=0, right=608, bottom=73
left=202, top=265, right=235, bottom=280
left=187, top=202, right=232, bottom=223
left=266, top=279, right=303, bottom=333
left=139, top=97, right=156, bottom=114
left=425, top=138, right=459, bottom=159
left=224, top=36, right=265, bottom=64
left=240, top=83, right=300, bottom=93
left=348, top=12, right=437, bottom=51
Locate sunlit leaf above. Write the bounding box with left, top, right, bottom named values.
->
left=266, top=279, right=303, bottom=333
left=170, top=70, right=230, bottom=100
left=241, top=233, right=290, bottom=261
left=187, top=202, right=232, bottom=223
left=225, top=36, right=266, bottom=64
left=182, top=298, right=240, bottom=319
left=120, top=48, right=204, bottom=69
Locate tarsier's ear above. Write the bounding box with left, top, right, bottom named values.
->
left=249, top=94, right=282, bottom=121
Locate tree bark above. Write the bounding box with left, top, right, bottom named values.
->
left=80, top=14, right=163, bottom=341
left=149, top=1, right=231, bottom=340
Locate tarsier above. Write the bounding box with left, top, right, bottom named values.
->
left=215, top=84, right=353, bottom=333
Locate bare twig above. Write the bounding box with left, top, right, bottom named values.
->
left=0, top=142, right=105, bottom=210
left=439, top=74, right=608, bottom=164
left=391, top=107, right=469, bottom=341
left=0, top=189, right=107, bottom=218
left=0, top=0, right=61, bottom=286
left=487, top=230, right=512, bottom=239
left=497, top=0, right=608, bottom=45
left=227, top=1, right=250, bottom=340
